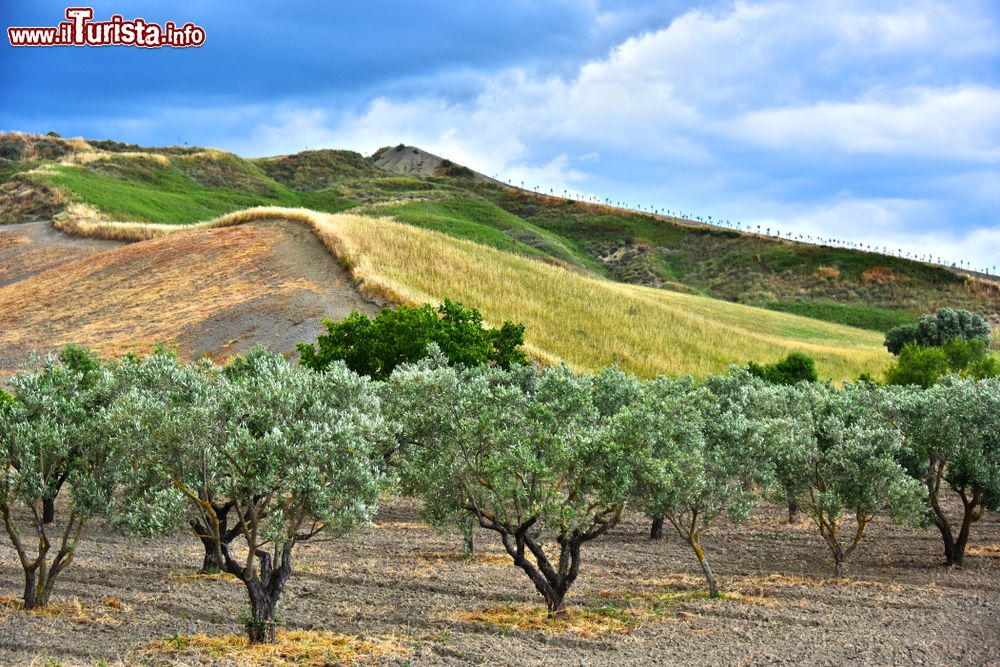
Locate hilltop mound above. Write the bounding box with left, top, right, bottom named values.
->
left=372, top=144, right=488, bottom=180
left=0, top=219, right=379, bottom=373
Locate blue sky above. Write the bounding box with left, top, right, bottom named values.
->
left=3, top=0, right=999, bottom=270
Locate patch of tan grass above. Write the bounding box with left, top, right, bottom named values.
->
left=731, top=573, right=905, bottom=593
left=412, top=551, right=511, bottom=566
left=967, top=543, right=1000, bottom=557
left=47, top=207, right=891, bottom=380
left=0, top=594, right=130, bottom=624
left=456, top=603, right=635, bottom=638
left=170, top=570, right=242, bottom=584
left=143, top=630, right=409, bottom=666
left=814, top=266, right=841, bottom=280
left=371, top=521, right=431, bottom=530
left=61, top=151, right=170, bottom=167
left=457, top=586, right=723, bottom=638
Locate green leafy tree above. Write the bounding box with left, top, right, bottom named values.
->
left=0, top=352, right=123, bottom=608
left=113, top=350, right=383, bottom=643
left=108, top=349, right=241, bottom=573
left=889, top=380, right=1000, bottom=565
left=614, top=374, right=762, bottom=597
left=884, top=343, right=950, bottom=388
left=763, top=383, right=925, bottom=576
left=388, top=362, right=636, bottom=616
left=885, top=308, right=992, bottom=355
left=297, top=299, right=526, bottom=379
left=747, top=351, right=819, bottom=385
left=884, top=338, right=997, bottom=388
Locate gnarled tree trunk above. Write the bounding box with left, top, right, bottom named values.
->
left=229, top=543, right=294, bottom=645
left=1, top=503, right=85, bottom=609
left=191, top=502, right=242, bottom=574
left=927, top=466, right=984, bottom=567
left=470, top=506, right=621, bottom=618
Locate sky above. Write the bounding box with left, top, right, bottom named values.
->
left=2, top=0, right=999, bottom=271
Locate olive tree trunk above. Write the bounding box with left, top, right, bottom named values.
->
left=470, top=508, right=621, bottom=617
left=787, top=500, right=801, bottom=525
left=649, top=517, right=665, bottom=540
left=927, top=470, right=984, bottom=567
left=1, top=504, right=85, bottom=609
left=223, top=543, right=294, bottom=644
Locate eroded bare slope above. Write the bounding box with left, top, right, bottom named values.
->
left=0, top=220, right=380, bottom=372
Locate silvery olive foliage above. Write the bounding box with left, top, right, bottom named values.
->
left=760, top=381, right=926, bottom=576
left=385, top=359, right=639, bottom=614
left=108, top=348, right=384, bottom=643
left=888, top=378, right=1000, bottom=566
left=612, top=373, right=764, bottom=596
left=0, top=350, right=125, bottom=608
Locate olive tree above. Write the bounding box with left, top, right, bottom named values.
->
left=614, top=374, right=762, bottom=597
left=389, top=361, right=636, bottom=616
left=0, top=353, right=123, bottom=609
left=113, top=350, right=383, bottom=643
left=766, top=383, right=925, bottom=576
left=106, top=349, right=243, bottom=573
left=890, top=379, right=1000, bottom=566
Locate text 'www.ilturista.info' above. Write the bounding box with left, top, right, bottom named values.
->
left=7, top=8, right=206, bottom=48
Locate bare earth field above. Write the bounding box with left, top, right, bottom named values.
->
left=0, top=221, right=380, bottom=373
left=0, top=499, right=997, bottom=666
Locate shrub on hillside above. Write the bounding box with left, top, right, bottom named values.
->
left=885, top=339, right=997, bottom=387
left=747, top=351, right=819, bottom=385
left=297, top=300, right=527, bottom=380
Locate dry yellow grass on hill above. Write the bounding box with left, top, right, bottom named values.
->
left=52, top=206, right=891, bottom=379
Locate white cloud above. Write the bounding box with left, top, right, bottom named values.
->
left=223, top=1, right=1000, bottom=269
left=729, top=86, right=1000, bottom=161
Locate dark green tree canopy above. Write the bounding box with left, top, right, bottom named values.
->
left=747, top=351, right=818, bottom=385
left=297, top=299, right=526, bottom=379
left=885, top=308, right=992, bottom=356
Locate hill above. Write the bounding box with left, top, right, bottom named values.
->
left=2, top=132, right=994, bottom=335
left=49, top=207, right=890, bottom=380
left=0, top=218, right=378, bottom=373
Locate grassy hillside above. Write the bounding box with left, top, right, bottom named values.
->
left=3, top=133, right=996, bottom=333
left=57, top=207, right=891, bottom=380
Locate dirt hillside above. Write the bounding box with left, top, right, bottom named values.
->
left=0, top=220, right=382, bottom=373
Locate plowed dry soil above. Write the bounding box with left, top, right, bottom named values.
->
left=0, top=499, right=997, bottom=666
left=0, top=220, right=381, bottom=373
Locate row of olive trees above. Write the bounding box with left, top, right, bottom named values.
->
left=0, top=347, right=385, bottom=644
left=1, top=346, right=998, bottom=641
